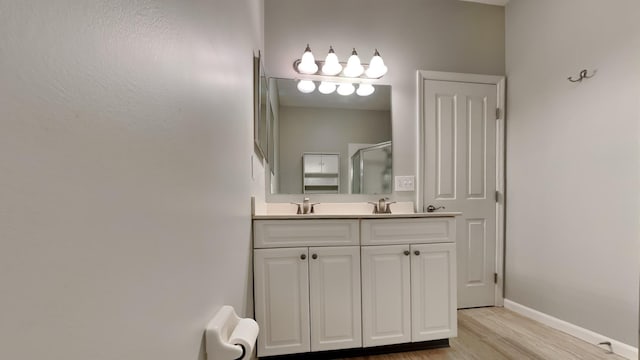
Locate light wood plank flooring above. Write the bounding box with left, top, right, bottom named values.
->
left=343, top=307, right=623, bottom=360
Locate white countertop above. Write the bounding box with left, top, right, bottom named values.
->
left=252, top=212, right=461, bottom=220
left=252, top=200, right=461, bottom=219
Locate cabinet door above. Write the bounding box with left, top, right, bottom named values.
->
left=321, top=154, right=339, bottom=174
left=309, top=246, right=362, bottom=352
left=410, top=243, right=457, bottom=341
left=361, top=245, right=411, bottom=347
left=303, top=154, right=323, bottom=173
left=254, top=248, right=310, bottom=357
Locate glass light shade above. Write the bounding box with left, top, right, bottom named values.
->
left=356, top=83, right=375, bottom=96
left=343, top=48, right=364, bottom=77
left=297, top=44, right=318, bottom=74
left=365, top=50, right=388, bottom=78
left=318, top=81, right=337, bottom=94
left=297, top=80, right=316, bottom=93
left=322, top=47, right=342, bottom=76
left=337, top=83, right=355, bottom=96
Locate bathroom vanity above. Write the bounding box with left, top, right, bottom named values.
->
left=252, top=212, right=458, bottom=358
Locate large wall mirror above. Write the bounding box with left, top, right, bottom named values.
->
left=267, top=78, right=392, bottom=195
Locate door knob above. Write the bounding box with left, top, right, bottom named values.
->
left=404, top=250, right=410, bottom=256
left=426, top=205, right=445, bottom=213
left=311, top=254, right=318, bottom=259
left=414, top=250, right=421, bottom=256
left=300, top=254, right=306, bottom=260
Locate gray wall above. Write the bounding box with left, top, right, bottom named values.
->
left=0, top=1, right=262, bottom=359
left=265, top=0, right=505, bottom=204
left=506, top=0, right=640, bottom=347
left=279, top=106, right=391, bottom=193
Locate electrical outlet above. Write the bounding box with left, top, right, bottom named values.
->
left=394, top=176, right=415, bottom=191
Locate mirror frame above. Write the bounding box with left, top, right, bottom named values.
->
left=253, top=52, right=268, bottom=162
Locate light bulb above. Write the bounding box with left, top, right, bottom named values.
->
left=337, top=83, right=355, bottom=96
left=297, top=80, right=316, bottom=93
left=356, top=83, right=375, bottom=96
left=318, top=81, right=337, bottom=94
left=321, top=46, right=343, bottom=76
left=365, top=49, right=388, bottom=78
left=343, top=48, right=364, bottom=77
left=297, top=44, right=318, bottom=74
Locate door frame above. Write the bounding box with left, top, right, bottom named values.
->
left=416, top=70, right=506, bottom=307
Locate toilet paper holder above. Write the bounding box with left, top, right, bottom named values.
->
left=206, top=305, right=259, bottom=360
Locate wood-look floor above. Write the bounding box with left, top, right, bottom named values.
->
left=343, top=307, right=623, bottom=360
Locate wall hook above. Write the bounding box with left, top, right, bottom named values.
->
left=568, top=69, right=596, bottom=82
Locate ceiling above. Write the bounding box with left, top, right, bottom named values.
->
left=459, top=0, right=509, bottom=6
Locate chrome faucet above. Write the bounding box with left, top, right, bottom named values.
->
left=291, top=198, right=319, bottom=214
left=369, top=197, right=396, bottom=214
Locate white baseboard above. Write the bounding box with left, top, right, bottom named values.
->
left=504, top=299, right=638, bottom=360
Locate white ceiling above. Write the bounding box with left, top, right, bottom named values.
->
left=459, top=0, right=509, bottom=6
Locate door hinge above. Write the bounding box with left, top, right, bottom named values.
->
left=496, top=108, right=501, bottom=119
left=494, top=273, right=498, bottom=284
left=495, top=190, right=500, bottom=203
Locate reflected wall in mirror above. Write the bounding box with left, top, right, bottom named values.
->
left=268, top=78, right=392, bottom=195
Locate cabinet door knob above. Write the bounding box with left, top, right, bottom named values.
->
left=300, top=254, right=307, bottom=260
left=311, top=254, right=318, bottom=259
left=403, top=250, right=410, bottom=256
left=414, top=250, right=421, bottom=256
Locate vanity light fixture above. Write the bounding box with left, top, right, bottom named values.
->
left=293, top=45, right=388, bottom=80
left=321, top=46, right=343, bottom=76
left=296, top=44, right=318, bottom=74
left=343, top=48, right=365, bottom=77
left=365, top=49, right=388, bottom=78
left=293, top=45, right=387, bottom=96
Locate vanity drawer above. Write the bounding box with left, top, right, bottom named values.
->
left=361, top=218, right=454, bottom=245
left=254, top=220, right=359, bottom=248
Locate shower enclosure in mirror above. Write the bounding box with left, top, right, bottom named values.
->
left=351, top=141, right=392, bottom=194
left=266, top=78, right=392, bottom=195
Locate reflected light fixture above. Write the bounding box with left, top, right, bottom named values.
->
left=337, top=83, right=355, bottom=96
left=318, top=81, right=337, bottom=94
left=297, top=44, right=318, bottom=74
left=356, top=83, right=375, bottom=96
left=297, top=79, right=316, bottom=93
left=321, top=46, right=343, bottom=76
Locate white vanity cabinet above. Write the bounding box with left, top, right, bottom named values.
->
left=253, top=216, right=457, bottom=357
left=253, top=220, right=362, bottom=357
left=361, top=218, right=457, bottom=347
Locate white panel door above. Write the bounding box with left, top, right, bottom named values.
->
left=361, top=245, right=411, bottom=347
left=309, top=246, right=362, bottom=352
left=254, top=248, right=310, bottom=357
left=423, top=79, right=497, bottom=308
left=410, top=243, right=457, bottom=341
